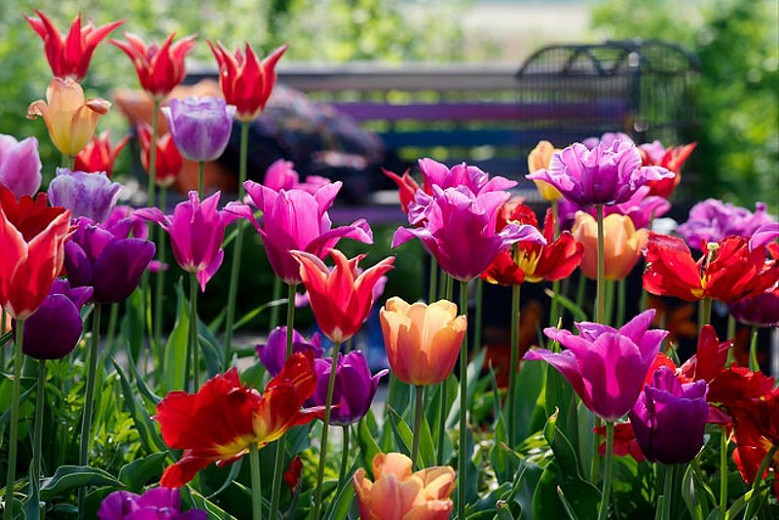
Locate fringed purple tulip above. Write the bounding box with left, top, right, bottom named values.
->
left=558, top=185, right=670, bottom=231
left=629, top=366, right=709, bottom=464
left=98, top=487, right=206, bottom=520
left=307, top=350, right=387, bottom=425
left=524, top=309, right=669, bottom=421
left=526, top=139, right=673, bottom=207
left=257, top=326, right=324, bottom=376
left=136, top=191, right=236, bottom=291
left=581, top=131, right=634, bottom=150
left=418, top=158, right=516, bottom=195
left=0, top=134, right=42, bottom=198
left=677, top=199, right=777, bottom=249
left=23, top=279, right=92, bottom=360
left=393, top=186, right=545, bottom=282
left=48, top=168, right=122, bottom=224
left=64, top=217, right=155, bottom=303
left=225, top=180, right=373, bottom=284
left=162, top=96, right=236, bottom=162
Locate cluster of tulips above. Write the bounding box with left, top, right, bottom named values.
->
left=0, top=7, right=778, bottom=520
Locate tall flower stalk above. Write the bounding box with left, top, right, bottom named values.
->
left=4, top=323, right=24, bottom=520
left=313, top=341, right=342, bottom=520
left=78, top=303, right=102, bottom=516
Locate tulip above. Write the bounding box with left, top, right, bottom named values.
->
left=527, top=140, right=563, bottom=201
left=74, top=130, right=129, bottom=177
left=226, top=181, right=373, bottom=284
left=64, top=217, right=155, bottom=303
left=582, top=132, right=634, bottom=149
left=27, top=77, right=112, bottom=157
left=307, top=350, right=387, bottom=425
left=135, top=191, right=235, bottom=291
left=208, top=41, right=287, bottom=122
left=291, top=249, right=394, bottom=343
left=136, top=123, right=184, bottom=187
left=353, top=452, right=456, bottom=520
left=526, top=139, right=674, bottom=207
left=107, top=205, right=149, bottom=240
left=383, top=167, right=420, bottom=214
left=0, top=188, right=72, bottom=319
left=24, top=10, right=124, bottom=81
left=262, top=159, right=331, bottom=194
left=380, top=297, right=466, bottom=386
left=257, top=326, right=324, bottom=376
left=677, top=199, right=776, bottom=250
left=48, top=168, right=122, bottom=224
left=418, top=157, right=516, bottom=196
left=728, top=288, right=779, bottom=327
left=572, top=211, right=648, bottom=281
left=750, top=223, right=779, bottom=251
left=161, top=96, right=236, bottom=163
left=98, top=487, right=207, bottom=519
left=156, top=353, right=320, bottom=487
left=0, top=134, right=42, bottom=199
left=23, top=279, right=92, bottom=360
left=639, top=141, right=696, bottom=198
left=557, top=185, right=670, bottom=232
left=111, top=32, right=198, bottom=99
left=524, top=309, right=668, bottom=421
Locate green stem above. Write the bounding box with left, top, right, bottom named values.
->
left=549, top=279, right=561, bottom=328
left=436, top=380, right=447, bottom=465
left=314, top=341, right=342, bottom=520
left=458, top=280, right=469, bottom=520
left=720, top=425, right=729, bottom=518
left=700, top=298, right=712, bottom=329
left=605, top=280, right=615, bottom=327
left=661, top=464, right=674, bottom=520
left=576, top=271, right=586, bottom=311
left=105, top=303, right=119, bottom=353
left=339, top=425, right=350, bottom=485
left=189, top=274, right=200, bottom=392
left=445, top=274, right=454, bottom=302
left=474, top=278, right=484, bottom=352
left=552, top=200, right=559, bottom=239
left=507, top=283, right=521, bottom=447
left=78, top=304, right=102, bottom=518
left=148, top=99, right=160, bottom=209
left=269, top=277, right=283, bottom=330
left=616, top=278, right=626, bottom=327
left=3, top=321, right=25, bottom=520
left=250, top=443, right=263, bottom=520
left=597, top=421, right=615, bottom=520
left=30, top=359, right=46, bottom=516
left=154, top=186, right=168, bottom=354
left=63, top=154, right=75, bottom=170
left=428, top=256, right=438, bottom=304
left=596, top=204, right=606, bottom=324
left=742, top=445, right=778, bottom=519
left=748, top=326, right=759, bottom=371
left=411, top=385, right=424, bottom=469
left=198, top=161, right=205, bottom=198
left=0, top=309, right=6, bottom=368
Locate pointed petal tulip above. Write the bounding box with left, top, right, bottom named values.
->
left=156, top=353, right=319, bottom=487
left=677, top=199, right=777, bottom=250
left=23, top=279, right=91, bottom=360
left=573, top=211, right=648, bottom=281
left=25, top=10, right=124, bottom=81
left=162, top=96, right=236, bottom=162
left=264, top=159, right=300, bottom=191
left=48, top=168, right=122, bottom=224
left=0, top=134, right=42, bottom=199
left=380, top=297, right=466, bottom=386
left=639, top=141, right=696, bottom=198
left=74, top=130, right=129, bottom=177
left=527, top=140, right=563, bottom=201
left=137, top=123, right=183, bottom=187
left=383, top=167, right=420, bottom=214
left=257, top=326, right=323, bottom=376
left=292, top=249, right=394, bottom=343
left=678, top=325, right=731, bottom=383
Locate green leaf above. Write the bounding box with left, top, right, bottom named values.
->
left=39, top=466, right=122, bottom=501
left=323, top=472, right=356, bottom=520
left=681, top=464, right=707, bottom=520
left=386, top=406, right=412, bottom=456
left=446, top=348, right=486, bottom=429
left=232, top=298, right=288, bottom=332
left=163, top=281, right=190, bottom=393
left=357, top=413, right=382, bottom=475
left=544, top=288, right=587, bottom=322
left=510, top=359, right=546, bottom=444
left=118, top=452, right=167, bottom=492
left=123, top=288, right=145, bottom=363
left=197, top=318, right=225, bottom=376
left=128, top=355, right=162, bottom=405
left=112, top=359, right=168, bottom=454
left=556, top=485, right=582, bottom=520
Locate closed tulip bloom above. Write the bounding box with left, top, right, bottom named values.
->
left=23, top=279, right=92, bottom=360
left=156, top=353, right=319, bottom=488
left=48, top=168, right=122, bottom=224
left=0, top=134, right=42, bottom=199
left=380, top=297, right=466, bottom=386
left=527, top=140, right=563, bottom=201
left=135, top=191, right=236, bottom=291
left=25, top=10, right=124, bottom=81
left=208, top=41, right=287, bottom=122
left=257, top=326, right=324, bottom=376
left=353, top=452, right=455, bottom=520
left=524, top=309, right=668, bottom=421
left=27, top=77, right=112, bottom=157
left=629, top=367, right=709, bottom=464
left=98, top=488, right=206, bottom=520
left=162, top=96, right=236, bottom=162
left=74, top=130, right=129, bottom=177
left=292, top=249, right=394, bottom=343
left=0, top=188, right=72, bottom=319
left=572, top=211, right=648, bottom=281
left=137, top=123, right=184, bottom=187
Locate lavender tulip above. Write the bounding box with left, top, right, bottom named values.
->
left=257, top=326, right=324, bottom=376
left=0, top=134, right=42, bottom=198
left=629, top=367, right=709, bottom=464
left=582, top=131, right=634, bottom=150
left=23, top=279, right=92, bottom=360
left=48, top=168, right=122, bottom=224
left=98, top=487, right=207, bottom=520
left=162, top=96, right=236, bottom=162
left=677, top=199, right=777, bottom=249
left=524, top=309, right=669, bottom=421
left=526, top=139, right=673, bottom=207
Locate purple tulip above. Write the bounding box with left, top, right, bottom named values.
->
left=524, top=309, right=669, bottom=421
left=48, top=168, right=122, bottom=224
left=162, top=96, right=236, bottom=162
left=306, top=350, right=387, bottom=425
left=98, top=487, right=207, bottom=520
left=64, top=217, right=155, bottom=303
left=106, top=205, right=149, bottom=240
left=728, top=289, right=779, bottom=327
left=225, top=180, right=373, bottom=284
left=0, top=134, right=42, bottom=198
left=629, top=367, right=709, bottom=464
left=393, top=185, right=545, bottom=282
left=22, top=279, right=92, bottom=360
left=257, top=326, right=324, bottom=376
left=418, top=158, right=516, bottom=195
left=135, top=191, right=236, bottom=291
left=582, top=132, right=634, bottom=150
left=526, top=139, right=673, bottom=207
left=677, top=199, right=777, bottom=249
left=749, top=222, right=779, bottom=250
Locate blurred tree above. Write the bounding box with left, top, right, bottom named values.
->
left=592, top=0, right=779, bottom=209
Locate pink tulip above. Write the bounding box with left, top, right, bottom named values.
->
left=0, top=134, right=42, bottom=198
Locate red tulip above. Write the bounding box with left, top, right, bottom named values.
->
left=25, top=10, right=124, bottom=81
left=136, top=123, right=183, bottom=187
left=0, top=188, right=72, bottom=319
left=292, top=249, right=395, bottom=343
left=639, top=142, right=697, bottom=198
left=74, top=130, right=129, bottom=177
left=156, top=352, right=319, bottom=488
left=208, top=41, right=287, bottom=122
left=111, top=32, right=198, bottom=99
left=383, top=168, right=420, bottom=214
left=729, top=387, right=779, bottom=498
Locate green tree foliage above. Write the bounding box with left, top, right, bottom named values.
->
left=592, top=0, right=779, bottom=208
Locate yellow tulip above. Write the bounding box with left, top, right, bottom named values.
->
left=572, top=211, right=649, bottom=281
left=527, top=140, right=563, bottom=201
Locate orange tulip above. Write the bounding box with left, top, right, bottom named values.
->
left=572, top=211, right=648, bottom=281
left=353, top=452, right=455, bottom=520
left=527, top=140, right=562, bottom=202
left=380, top=297, right=466, bottom=386
left=27, top=77, right=111, bottom=157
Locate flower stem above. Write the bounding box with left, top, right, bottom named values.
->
left=3, top=320, right=25, bottom=520
left=339, top=425, right=350, bottom=485
left=428, top=255, right=438, bottom=304
left=458, top=280, right=469, bottom=520
left=154, top=186, right=168, bottom=354
left=596, top=204, right=606, bottom=325
left=189, top=273, right=200, bottom=391
left=198, top=161, right=205, bottom=198
left=597, top=421, right=615, bottom=520
left=269, top=278, right=283, bottom=330
left=314, top=341, right=342, bottom=520
left=30, top=358, right=46, bottom=515
left=412, top=385, right=424, bottom=469
left=474, top=279, right=484, bottom=352
left=748, top=326, right=760, bottom=371
left=224, top=121, right=251, bottom=364
left=616, top=278, right=626, bottom=327
left=743, top=445, right=778, bottom=519
left=700, top=297, right=712, bottom=329
left=78, top=303, right=102, bottom=517
left=720, top=425, right=729, bottom=519
left=250, top=443, right=263, bottom=520
left=661, top=464, right=674, bottom=520
left=436, top=380, right=447, bottom=465
left=507, top=283, right=521, bottom=447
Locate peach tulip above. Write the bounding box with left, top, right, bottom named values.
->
left=572, top=211, right=648, bottom=281
left=527, top=140, right=562, bottom=201
left=353, top=452, right=455, bottom=520
left=380, top=297, right=467, bottom=386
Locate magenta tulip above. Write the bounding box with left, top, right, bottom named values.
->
left=0, top=134, right=42, bottom=198
left=418, top=158, right=516, bottom=195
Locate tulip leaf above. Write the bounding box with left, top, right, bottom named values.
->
left=112, top=359, right=168, bottom=454
left=323, top=470, right=356, bottom=520
left=682, top=463, right=707, bottom=520
left=0, top=330, right=11, bottom=347
left=197, top=318, right=224, bottom=376
left=181, top=487, right=238, bottom=519
left=446, top=348, right=487, bottom=429
left=509, top=359, right=546, bottom=444
left=232, top=298, right=288, bottom=332
left=128, top=354, right=162, bottom=405
left=39, top=465, right=122, bottom=501
left=544, top=288, right=588, bottom=322
left=386, top=406, right=412, bottom=456
left=118, top=452, right=167, bottom=492
left=357, top=414, right=382, bottom=476
left=386, top=374, right=411, bottom=419
left=417, top=399, right=437, bottom=469
left=163, top=281, right=190, bottom=393
left=122, top=288, right=145, bottom=364
left=496, top=499, right=517, bottom=520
